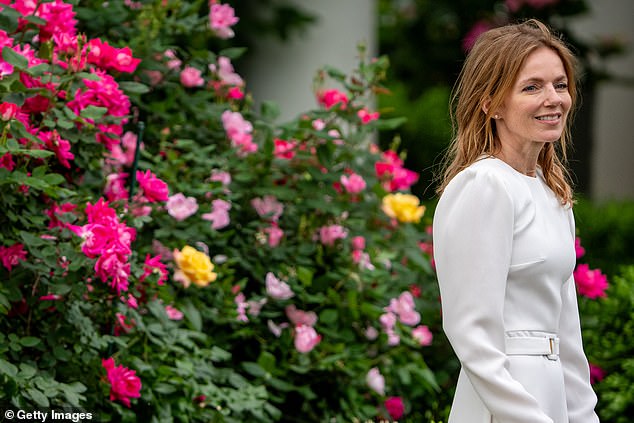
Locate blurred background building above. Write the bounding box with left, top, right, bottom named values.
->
left=241, top=0, right=633, bottom=201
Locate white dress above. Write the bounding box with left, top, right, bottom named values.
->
left=433, top=157, right=600, bottom=423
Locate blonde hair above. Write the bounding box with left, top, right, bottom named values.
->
left=437, top=19, right=578, bottom=205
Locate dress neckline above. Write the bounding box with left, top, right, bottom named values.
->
left=487, top=156, right=542, bottom=181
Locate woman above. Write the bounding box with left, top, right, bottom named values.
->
left=433, top=19, right=600, bottom=423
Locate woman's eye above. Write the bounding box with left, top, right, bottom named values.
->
left=522, top=85, right=537, bottom=92
left=555, top=82, right=568, bottom=90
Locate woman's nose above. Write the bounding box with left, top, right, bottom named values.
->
left=544, top=84, right=563, bottom=106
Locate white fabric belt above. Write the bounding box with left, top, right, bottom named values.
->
left=505, top=335, right=559, bottom=361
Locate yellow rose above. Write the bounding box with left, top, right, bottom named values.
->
left=381, top=193, right=425, bottom=223
left=174, top=245, right=217, bottom=287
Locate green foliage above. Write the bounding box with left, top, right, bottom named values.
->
left=574, top=198, right=634, bottom=276
left=579, top=266, right=634, bottom=423
left=1, top=1, right=446, bottom=421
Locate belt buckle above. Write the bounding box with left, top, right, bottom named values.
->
left=546, top=336, right=559, bottom=361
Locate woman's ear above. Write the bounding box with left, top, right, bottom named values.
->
left=481, top=98, right=491, bottom=115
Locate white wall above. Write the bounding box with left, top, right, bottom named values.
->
left=241, top=0, right=377, bottom=123
left=569, top=0, right=634, bottom=200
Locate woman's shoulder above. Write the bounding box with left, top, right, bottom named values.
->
left=444, top=156, right=523, bottom=194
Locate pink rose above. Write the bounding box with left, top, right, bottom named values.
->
left=317, top=88, right=349, bottom=109
left=340, top=173, right=366, bottom=194
left=274, top=138, right=297, bottom=159
left=357, top=108, right=380, bottom=124
left=573, top=264, right=609, bottom=299
left=166, top=193, right=199, bottom=221
left=366, top=367, right=385, bottom=395
left=294, top=324, right=321, bottom=353
left=165, top=305, right=184, bottom=320
left=265, top=272, right=294, bottom=300
left=575, top=237, right=585, bottom=259
left=251, top=195, right=283, bottom=221
left=0, top=243, right=28, bottom=271
left=351, top=236, right=365, bottom=250
left=264, top=223, right=284, bottom=247
left=102, top=357, right=142, bottom=407
left=209, top=3, right=239, bottom=39
left=180, top=66, right=204, bottom=87
left=412, top=325, right=433, bottom=346
left=589, top=363, right=605, bottom=385
left=319, top=224, right=348, bottom=247
left=202, top=199, right=231, bottom=230
left=285, top=304, right=317, bottom=327
left=385, top=396, right=405, bottom=420
left=0, top=102, right=19, bottom=121
left=136, top=170, right=169, bottom=202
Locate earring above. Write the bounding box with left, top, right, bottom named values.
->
left=493, top=115, right=499, bottom=119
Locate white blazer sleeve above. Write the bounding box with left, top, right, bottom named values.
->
left=560, top=210, right=600, bottom=423
left=433, top=169, right=553, bottom=423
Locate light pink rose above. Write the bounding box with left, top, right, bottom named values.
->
left=412, top=325, right=433, bottom=346
left=285, top=304, right=317, bottom=327
left=366, top=367, right=385, bottom=395
left=165, top=305, right=184, bottom=320
left=209, top=3, right=239, bottom=39
left=180, top=66, right=204, bottom=87
left=340, top=173, right=366, bottom=194
left=294, top=324, right=321, bottom=353
left=264, top=224, right=284, bottom=247
left=319, top=224, right=348, bottom=246
left=351, top=236, right=366, bottom=251
left=166, top=193, right=199, bottom=221
left=251, top=195, right=284, bottom=221
left=265, top=272, right=294, bottom=300
left=202, top=199, right=231, bottom=230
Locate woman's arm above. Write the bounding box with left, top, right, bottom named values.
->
left=434, top=169, right=553, bottom=423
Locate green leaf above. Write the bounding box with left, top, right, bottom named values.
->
left=43, top=173, right=65, bottom=185
left=374, top=116, right=407, bottom=130
left=260, top=101, right=280, bottom=121
left=297, top=266, right=314, bottom=286
left=267, top=377, right=295, bottom=392
left=23, top=14, right=47, bottom=25
left=80, top=105, right=108, bottom=120
left=319, top=308, right=338, bottom=325
left=0, top=358, right=18, bottom=377
left=323, top=65, right=347, bottom=81
left=0, top=7, right=21, bottom=33
left=316, top=142, right=334, bottom=167
left=11, top=149, right=54, bottom=159
left=209, top=346, right=231, bottom=362
left=19, top=363, right=37, bottom=379
left=154, top=383, right=177, bottom=394
left=20, top=231, right=49, bottom=247
left=23, top=63, right=50, bottom=77
left=2, top=46, right=29, bottom=69
left=242, top=362, right=266, bottom=377
left=76, top=72, right=102, bottom=81
left=257, top=351, right=276, bottom=373
left=26, top=387, right=50, bottom=407
left=20, top=337, right=40, bottom=347
left=182, top=300, right=202, bottom=332
left=218, top=47, right=247, bottom=59
left=119, top=81, right=150, bottom=94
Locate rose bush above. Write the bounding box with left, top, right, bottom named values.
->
left=0, top=1, right=447, bottom=421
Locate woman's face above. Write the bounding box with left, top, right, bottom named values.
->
left=495, top=47, right=572, bottom=150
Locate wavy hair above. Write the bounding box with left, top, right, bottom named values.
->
left=437, top=19, right=579, bottom=205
